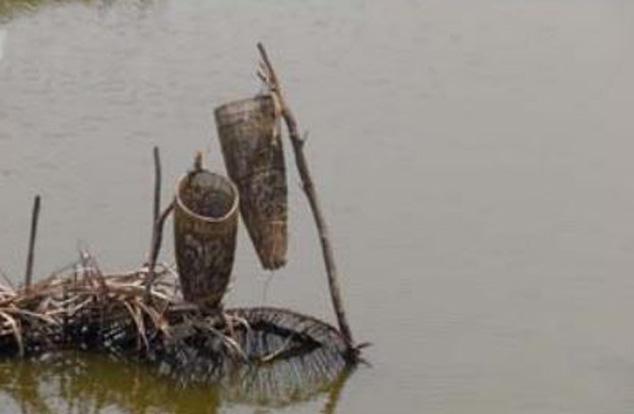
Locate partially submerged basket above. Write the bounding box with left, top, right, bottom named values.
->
left=148, top=306, right=354, bottom=407
left=215, top=95, right=288, bottom=270
left=173, top=169, right=239, bottom=308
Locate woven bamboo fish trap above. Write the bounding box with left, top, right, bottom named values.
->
left=215, top=95, right=288, bottom=270
left=0, top=44, right=361, bottom=407
left=173, top=168, right=239, bottom=308
left=0, top=257, right=356, bottom=403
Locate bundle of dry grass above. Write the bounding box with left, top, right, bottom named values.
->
left=0, top=253, right=177, bottom=358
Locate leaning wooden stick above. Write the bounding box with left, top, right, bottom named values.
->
left=257, top=43, right=355, bottom=352
left=24, top=195, right=41, bottom=290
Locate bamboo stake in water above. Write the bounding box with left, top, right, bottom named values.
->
left=24, top=195, right=41, bottom=290
left=152, top=146, right=161, bottom=226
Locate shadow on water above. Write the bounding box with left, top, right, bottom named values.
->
left=0, top=352, right=355, bottom=413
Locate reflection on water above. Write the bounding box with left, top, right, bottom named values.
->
left=0, top=353, right=221, bottom=414
left=0, top=0, right=154, bottom=21
left=0, top=352, right=353, bottom=414
left=0, top=0, right=51, bottom=19
left=0, top=0, right=79, bottom=21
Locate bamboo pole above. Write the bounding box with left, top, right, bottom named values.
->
left=24, top=195, right=41, bottom=290
left=152, top=146, right=161, bottom=226
left=256, top=43, right=355, bottom=353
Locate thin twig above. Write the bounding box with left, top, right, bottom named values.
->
left=24, top=195, right=41, bottom=291
left=259, top=333, right=296, bottom=363
left=145, top=145, right=172, bottom=300
left=256, top=43, right=355, bottom=353
left=0, top=268, right=15, bottom=292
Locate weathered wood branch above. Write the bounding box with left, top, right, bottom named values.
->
left=145, top=202, right=174, bottom=300
left=145, top=146, right=174, bottom=299
left=257, top=43, right=355, bottom=353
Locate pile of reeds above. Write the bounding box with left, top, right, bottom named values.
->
left=0, top=252, right=179, bottom=358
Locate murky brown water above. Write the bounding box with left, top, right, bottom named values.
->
left=2, top=0, right=634, bottom=412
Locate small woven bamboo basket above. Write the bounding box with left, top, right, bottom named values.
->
left=173, top=168, right=239, bottom=308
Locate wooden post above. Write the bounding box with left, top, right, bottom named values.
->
left=24, top=195, right=41, bottom=290
left=257, top=43, right=355, bottom=352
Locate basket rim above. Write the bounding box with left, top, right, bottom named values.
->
left=214, top=93, right=274, bottom=118
left=175, top=170, right=240, bottom=224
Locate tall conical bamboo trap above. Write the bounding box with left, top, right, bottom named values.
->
left=0, top=44, right=365, bottom=404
